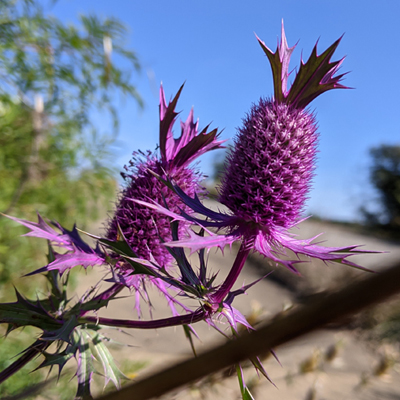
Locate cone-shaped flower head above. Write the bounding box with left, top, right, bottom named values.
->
left=107, top=84, right=223, bottom=267
left=219, top=23, right=347, bottom=230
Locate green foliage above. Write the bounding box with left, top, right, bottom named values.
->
left=0, top=0, right=142, bottom=396
left=0, top=0, right=142, bottom=292
left=362, top=145, right=400, bottom=232
left=0, top=326, right=45, bottom=399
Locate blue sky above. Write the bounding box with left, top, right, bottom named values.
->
left=47, top=0, right=399, bottom=221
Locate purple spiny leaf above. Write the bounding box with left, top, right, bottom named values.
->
left=286, top=35, right=348, bottom=108
left=165, top=230, right=238, bottom=254
left=257, top=20, right=295, bottom=102
left=53, top=223, right=100, bottom=255
left=159, top=83, right=224, bottom=167
left=159, top=83, right=183, bottom=163
left=25, top=250, right=105, bottom=276
left=2, top=213, right=72, bottom=250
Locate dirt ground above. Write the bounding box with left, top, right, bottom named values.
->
left=71, top=218, right=400, bottom=400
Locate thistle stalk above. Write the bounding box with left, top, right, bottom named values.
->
left=0, top=340, right=50, bottom=385
left=79, top=308, right=208, bottom=329
left=211, top=242, right=251, bottom=304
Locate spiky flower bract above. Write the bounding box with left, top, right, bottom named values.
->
left=107, top=84, right=223, bottom=267
left=218, top=22, right=347, bottom=232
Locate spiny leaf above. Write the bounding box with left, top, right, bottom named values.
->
left=86, top=330, right=128, bottom=389
left=75, top=330, right=95, bottom=400
left=25, top=249, right=105, bottom=277
left=256, top=21, right=295, bottom=103
left=183, top=325, right=197, bottom=357
left=159, top=83, right=184, bottom=163
left=42, top=316, right=79, bottom=343
left=36, top=348, right=75, bottom=377
left=0, top=291, right=61, bottom=331
left=1, top=212, right=73, bottom=249
left=236, top=364, right=256, bottom=400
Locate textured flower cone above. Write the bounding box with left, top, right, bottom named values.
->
left=107, top=155, right=199, bottom=266
left=219, top=100, right=318, bottom=229
left=219, top=23, right=346, bottom=232
left=107, top=84, right=223, bottom=267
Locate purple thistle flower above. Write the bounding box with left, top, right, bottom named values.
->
left=136, top=23, right=377, bottom=304
left=106, top=84, right=223, bottom=268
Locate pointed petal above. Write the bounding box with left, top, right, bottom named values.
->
left=256, top=21, right=296, bottom=102
left=164, top=230, right=239, bottom=254
left=287, top=35, right=348, bottom=108
left=26, top=251, right=105, bottom=276
left=254, top=231, right=303, bottom=273
left=2, top=213, right=72, bottom=250
left=279, top=233, right=377, bottom=272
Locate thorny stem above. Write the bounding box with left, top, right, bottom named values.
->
left=80, top=308, right=208, bottom=329
left=80, top=283, right=125, bottom=317
left=0, top=340, right=50, bottom=385
left=99, top=261, right=400, bottom=400
left=211, top=241, right=251, bottom=304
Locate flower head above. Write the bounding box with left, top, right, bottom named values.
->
left=219, top=22, right=347, bottom=230
left=106, top=84, right=223, bottom=267
left=219, top=100, right=318, bottom=229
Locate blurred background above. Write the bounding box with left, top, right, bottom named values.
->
left=1, top=0, right=400, bottom=399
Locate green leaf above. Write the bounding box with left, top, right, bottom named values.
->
left=86, top=329, right=127, bottom=389
left=0, top=292, right=61, bottom=331
left=36, top=348, right=75, bottom=377
left=41, top=315, right=79, bottom=342
left=236, top=364, right=256, bottom=400
left=183, top=325, right=197, bottom=357
left=75, top=330, right=94, bottom=400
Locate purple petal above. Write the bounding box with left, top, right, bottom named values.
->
left=256, top=20, right=296, bottom=102
left=164, top=230, right=239, bottom=254
left=159, top=84, right=224, bottom=168
left=26, top=250, right=105, bottom=276
left=3, top=213, right=72, bottom=250
left=254, top=231, right=303, bottom=273
left=278, top=232, right=377, bottom=272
